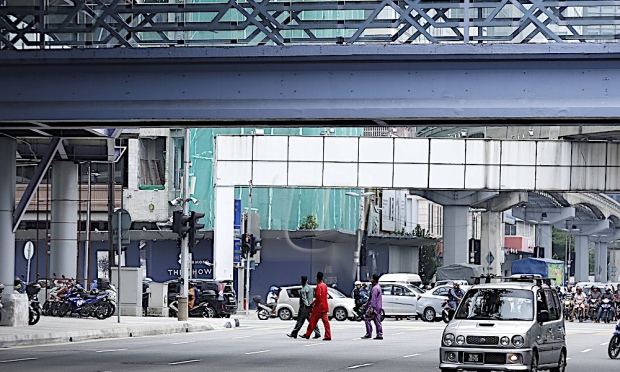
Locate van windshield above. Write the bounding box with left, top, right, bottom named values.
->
left=455, top=288, right=534, bottom=321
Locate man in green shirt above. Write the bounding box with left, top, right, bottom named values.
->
left=287, top=275, right=321, bottom=339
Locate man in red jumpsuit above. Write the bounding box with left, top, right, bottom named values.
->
left=301, top=271, right=332, bottom=340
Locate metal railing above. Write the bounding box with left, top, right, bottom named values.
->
left=2, top=0, right=620, bottom=49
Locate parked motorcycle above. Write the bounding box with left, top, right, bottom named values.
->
left=0, top=283, right=4, bottom=322
left=608, top=319, right=620, bottom=359
left=168, top=299, right=215, bottom=318
left=601, top=298, right=614, bottom=324
left=58, top=284, right=112, bottom=319
left=26, top=282, right=42, bottom=325
left=252, top=296, right=276, bottom=320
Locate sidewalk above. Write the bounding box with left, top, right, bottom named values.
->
left=0, top=314, right=250, bottom=348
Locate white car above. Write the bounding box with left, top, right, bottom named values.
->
left=380, top=283, right=422, bottom=319
left=275, top=285, right=356, bottom=322
left=417, top=284, right=469, bottom=322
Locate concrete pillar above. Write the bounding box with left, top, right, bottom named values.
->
left=0, top=137, right=16, bottom=290
left=611, top=247, right=620, bottom=282
left=594, top=242, right=608, bottom=282
left=214, top=186, right=234, bottom=280
left=539, top=224, right=552, bottom=260
left=481, top=211, right=503, bottom=274
left=50, top=161, right=79, bottom=279
left=443, top=205, right=469, bottom=265
left=574, top=235, right=589, bottom=282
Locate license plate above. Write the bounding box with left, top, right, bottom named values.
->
left=465, top=353, right=483, bottom=363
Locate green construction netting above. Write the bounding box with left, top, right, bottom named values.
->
left=189, top=128, right=363, bottom=231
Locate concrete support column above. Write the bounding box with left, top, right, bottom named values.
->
left=594, top=242, right=608, bottom=282
left=443, top=205, right=469, bottom=265
left=481, top=211, right=503, bottom=274
left=214, top=186, right=234, bottom=280
left=539, top=224, right=553, bottom=260
left=611, top=247, right=620, bottom=282
left=574, top=235, right=589, bottom=282
left=0, top=137, right=16, bottom=291
left=50, top=161, right=79, bottom=279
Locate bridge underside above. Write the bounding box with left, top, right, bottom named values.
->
left=3, top=44, right=620, bottom=126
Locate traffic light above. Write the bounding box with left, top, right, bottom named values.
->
left=188, top=211, right=206, bottom=248
left=250, top=235, right=262, bottom=257
left=172, top=211, right=191, bottom=238
left=240, top=233, right=251, bottom=259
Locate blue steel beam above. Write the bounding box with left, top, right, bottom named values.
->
left=2, top=44, right=620, bottom=125
left=13, top=137, right=62, bottom=232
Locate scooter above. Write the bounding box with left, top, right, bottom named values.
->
left=26, top=282, right=42, bottom=325
left=442, top=299, right=459, bottom=323
left=608, top=319, right=620, bottom=359
left=574, top=298, right=586, bottom=322
left=563, top=294, right=574, bottom=320
left=168, top=299, right=215, bottom=318
left=601, top=298, right=614, bottom=324
left=589, top=299, right=599, bottom=321
left=252, top=296, right=276, bottom=320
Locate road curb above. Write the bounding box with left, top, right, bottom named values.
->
left=0, top=318, right=242, bottom=348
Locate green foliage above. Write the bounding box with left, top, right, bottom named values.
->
left=551, top=227, right=574, bottom=262
left=413, top=225, right=440, bottom=285
left=298, top=214, right=319, bottom=230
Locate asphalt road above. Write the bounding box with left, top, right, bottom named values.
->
left=0, top=317, right=617, bottom=371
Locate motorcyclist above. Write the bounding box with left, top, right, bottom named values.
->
left=351, top=281, right=364, bottom=315
left=589, top=285, right=603, bottom=322
left=266, top=286, right=279, bottom=315
left=360, top=284, right=370, bottom=303
left=570, top=286, right=587, bottom=322
left=448, top=282, right=464, bottom=310
left=597, top=287, right=615, bottom=322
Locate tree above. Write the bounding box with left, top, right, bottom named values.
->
left=551, top=227, right=574, bottom=262
left=415, top=225, right=441, bottom=285
left=298, top=214, right=319, bottom=230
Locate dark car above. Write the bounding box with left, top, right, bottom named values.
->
left=166, top=279, right=237, bottom=318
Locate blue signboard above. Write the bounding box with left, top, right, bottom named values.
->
left=234, top=199, right=242, bottom=264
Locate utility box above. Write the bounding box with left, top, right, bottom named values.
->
left=147, top=282, right=169, bottom=317
left=111, top=267, right=142, bottom=316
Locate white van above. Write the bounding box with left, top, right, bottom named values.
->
left=378, top=273, right=423, bottom=287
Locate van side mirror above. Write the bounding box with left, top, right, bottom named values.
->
left=538, top=310, right=550, bottom=323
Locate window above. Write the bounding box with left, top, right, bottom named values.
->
left=433, top=287, right=450, bottom=297
left=288, top=288, right=301, bottom=298
left=455, top=289, right=534, bottom=321
left=544, top=289, right=560, bottom=321
left=381, top=285, right=393, bottom=296
left=138, top=137, right=166, bottom=188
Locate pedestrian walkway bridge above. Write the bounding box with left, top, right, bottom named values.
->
left=2, top=0, right=620, bottom=49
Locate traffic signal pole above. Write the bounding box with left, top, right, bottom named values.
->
left=245, top=181, right=252, bottom=316
left=178, top=128, right=191, bottom=322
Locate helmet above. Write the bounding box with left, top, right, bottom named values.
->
left=591, top=285, right=597, bottom=290
left=355, top=281, right=362, bottom=286
left=270, top=286, right=278, bottom=292
left=606, top=286, right=612, bottom=292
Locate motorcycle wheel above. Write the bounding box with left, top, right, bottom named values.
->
left=95, top=303, right=110, bottom=320
left=28, top=307, right=41, bottom=325
left=257, top=309, right=270, bottom=320
left=169, top=308, right=178, bottom=318
left=203, top=306, right=215, bottom=318
left=50, top=302, right=60, bottom=317
left=58, top=302, right=71, bottom=318
left=105, top=302, right=116, bottom=318
left=608, top=334, right=620, bottom=359
left=42, top=301, right=50, bottom=316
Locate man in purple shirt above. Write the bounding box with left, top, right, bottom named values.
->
left=362, top=274, right=383, bottom=340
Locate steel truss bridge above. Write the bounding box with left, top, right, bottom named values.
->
left=2, top=0, right=620, bottom=49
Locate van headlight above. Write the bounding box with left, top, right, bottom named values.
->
left=512, top=335, right=525, bottom=348
left=443, top=333, right=455, bottom=346
left=456, top=335, right=465, bottom=345
left=500, top=336, right=510, bottom=346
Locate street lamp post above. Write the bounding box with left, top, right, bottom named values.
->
left=346, top=191, right=374, bottom=281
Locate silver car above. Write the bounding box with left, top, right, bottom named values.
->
left=275, top=285, right=357, bottom=322
left=439, top=277, right=567, bottom=372
left=417, top=285, right=469, bottom=322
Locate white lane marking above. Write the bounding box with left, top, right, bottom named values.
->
left=402, top=353, right=420, bottom=358
left=172, top=341, right=195, bottom=345
left=601, top=342, right=609, bottom=346
left=567, top=358, right=571, bottom=361
left=581, top=349, right=592, bottom=353
left=351, top=338, right=362, bottom=341
left=96, top=349, right=127, bottom=353
left=169, top=359, right=200, bottom=365
left=245, top=350, right=271, bottom=355
left=304, top=343, right=324, bottom=347
left=0, top=358, right=37, bottom=364
left=393, top=332, right=405, bottom=335
left=348, top=363, right=373, bottom=369
left=234, top=336, right=252, bottom=339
